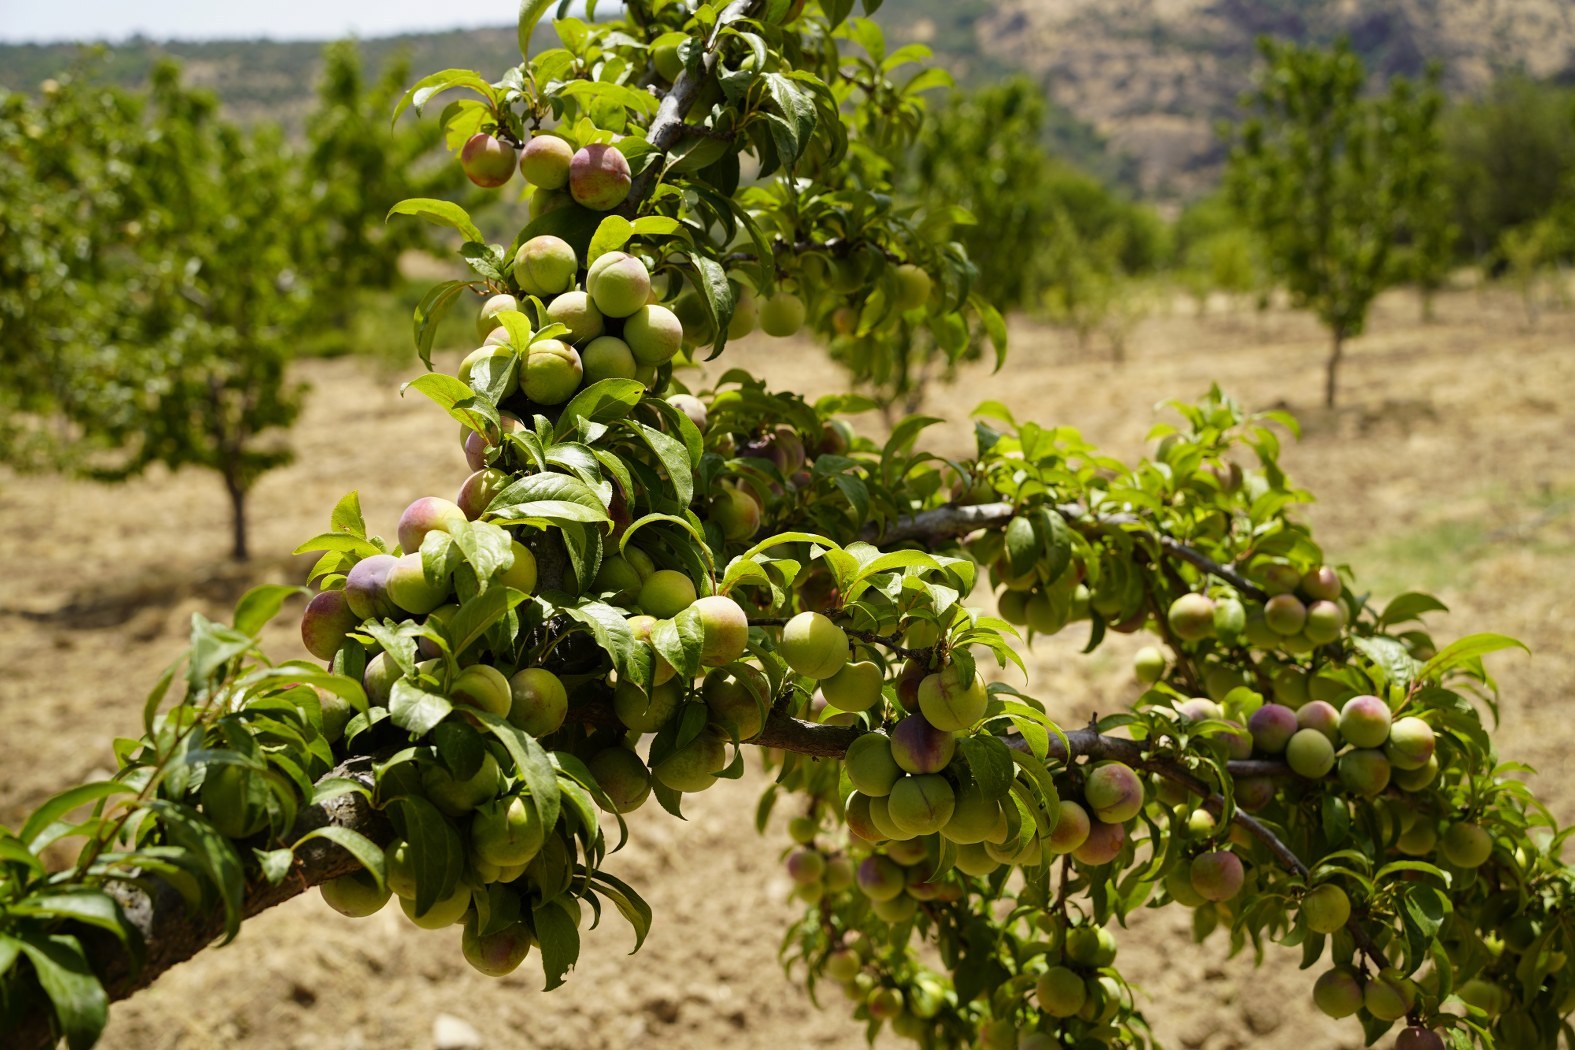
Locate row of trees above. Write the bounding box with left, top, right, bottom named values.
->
left=0, top=43, right=442, bottom=559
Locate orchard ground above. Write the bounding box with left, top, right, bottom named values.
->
left=1, top=284, right=1572, bottom=1050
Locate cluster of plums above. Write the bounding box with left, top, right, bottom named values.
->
left=1166, top=563, right=1348, bottom=654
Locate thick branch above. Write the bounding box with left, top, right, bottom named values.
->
left=624, top=0, right=762, bottom=209
left=13, top=759, right=387, bottom=1050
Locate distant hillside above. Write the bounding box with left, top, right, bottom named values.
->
left=4, top=0, right=1573, bottom=199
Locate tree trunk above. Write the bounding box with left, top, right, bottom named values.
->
left=1324, top=329, right=1345, bottom=409
left=224, top=474, right=249, bottom=562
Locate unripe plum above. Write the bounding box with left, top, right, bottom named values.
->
left=710, top=484, right=761, bottom=543
left=941, top=783, right=1005, bottom=845
left=386, top=553, right=447, bottom=616
left=887, top=774, right=956, bottom=836
left=1441, top=821, right=1493, bottom=868
left=845, top=732, right=903, bottom=797
left=1176, top=697, right=1223, bottom=722
left=506, top=667, right=568, bottom=737
left=581, top=335, right=639, bottom=384
left=301, top=588, right=359, bottom=660
left=398, top=496, right=468, bottom=556
left=613, top=677, right=683, bottom=733
left=1133, top=645, right=1166, bottom=684
left=954, top=841, right=1002, bottom=876
left=519, top=339, right=582, bottom=405
left=1301, top=882, right=1351, bottom=934
left=1083, top=762, right=1145, bottom=824
left=652, top=729, right=728, bottom=793
left=638, top=568, right=697, bottom=618
left=452, top=664, right=512, bottom=719
left=569, top=143, right=631, bottom=210
left=1064, top=925, right=1118, bottom=967
left=623, top=303, right=685, bottom=365
left=1165, top=866, right=1207, bottom=907
left=586, top=746, right=651, bottom=813
left=728, top=285, right=758, bottom=338
left=498, top=540, right=538, bottom=594
left=513, top=235, right=578, bottom=297
left=587, top=253, right=651, bottom=318
left=627, top=614, right=676, bottom=685
left=1263, top=593, right=1308, bottom=636
left=786, top=848, right=825, bottom=885
left=1312, top=967, right=1363, bottom=1018
left=1270, top=664, right=1309, bottom=707
left=363, top=650, right=400, bottom=705
left=820, top=660, right=883, bottom=713
left=1364, top=971, right=1414, bottom=1021
left=886, top=837, right=929, bottom=867
left=856, top=855, right=907, bottom=902
left=1213, top=596, right=1247, bottom=642
left=866, top=985, right=904, bottom=1019
left=1046, top=799, right=1092, bottom=854
left=1337, top=748, right=1391, bottom=797
left=460, top=133, right=516, bottom=188
left=1167, top=593, right=1216, bottom=641
left=344, top=553, right=400, bottom=620
left=844, top=791, right=885, bottom=843
left=1303, top=599, right=1346, bottom=644
left=823, top=856, right=854, bottom=893
left=1286, top=728, right=1336, bottom=778
left=1397, top=819, right=1438, bottom=855
left=400, top=881, right=473, bottom=929
left=889, top=714, right=956, bottom=775
left=893, top=263, right=932, bottom=311
left=1384, top=716, right=1436, bottom=770
left=1259, top=563, right=1302, bottom=596
left=759, top=291, right=806, bottom=337
left=1248, top=703, right=1298, bottom=753
left=1234, top=776, right=1276, bottom=812
left=702, top=662, right=769, bottom=739
left=1392, top=753, right=1439, bottom=792
left=319, top=868, right=391, bottom=917
left=667, top=393, right=708, bottom=432
left=200, top=764, right=269, bottom=839
left=519, top=135, right=573, bottom=189
left=472, top=794, right=545, bottom=867
left=692, top=594, right=749, bottom=666
left=462, top=918, right=534, bottom=977
left=463, top=412, right=521, bottom=471
left=529, top=187, right=572, bottom=217
left=1190, top=850, right=1244, bottom=902
left=917, top=664, right=988, bottom=731
left=1338, top=695, right=1392, bottom=748
left=544, top=290, right=604, bottom=344
left=867, top=794, right=915, bottom=842
left=1296, top=700, right=1342, bottom=744
left=476, top=293, right=520, bottom=340
left=421, top=753, right=502, bottom=817
left=1036, top=966, right=1087, bottom=1019
left=1071, top=818, right=1125, bottom=865
left=778, top=611, right=850, bottom=679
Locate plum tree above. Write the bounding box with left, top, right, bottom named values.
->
left=6, top=7, right=1570, bottom=1050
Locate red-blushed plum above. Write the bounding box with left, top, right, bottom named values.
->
left=397, top=496, right=467, bottom=555
left=786, top=848, right=825, bottom=885
left=456, top=468, right=507, bottom=521
left=1303, top=599, right=1346, bottom=643
left=1071, top=818, right=1125, bottom=865
left=1166, top=593, right=1215, bottom=641
left=301, top=588, right=359, bottom=660
left=1301, top=564, right=1342, bottom=601
left=1385, top=715, right=1436, bottom=769
left=844, top=792, right=884, bottom=843
left=343, top=553, right=399, bottom=620
left=667, top=392, right=708, bottom=431
left=710, top=484, right=761, bottom=542
left=1296, top=699, right=1342, bottom=744
left=451, top=664, right=512, bottom=719
left=1338, top=694, right=1392, bottom=748
left=855, top=854, right=906, bottom=901
left=1046, top=800, right=1092, bottom=855
left=460, top=133, right=516, bottom=187
left=1190, top=850, right=1245, bottom=901
left=888, top=714, right=956, bottom=775
left=1248, top=703, right=1299, bottom=753
left=569, top=143, right=632, bottom=209
left=1083, top=762, right=1144, bottom=824
left=1264, top=593, right=1308, bottom=635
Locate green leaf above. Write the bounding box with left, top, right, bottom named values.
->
left=11, top=890, right=130, bottom=945
left=412, top=280, right=471, bottom=370
left=389, top=679, right=453, bottom=737
left=532, top=897, right=582, bottom=991
left=489, top=472, right=611, bottom=525
left=18, top=934, right=108, bottom=1050
left=957, top=734, right=1015, bottom=801
left=587, top=214, right=633, bottom=263
left=292, top=532, right=384, bottom=558
left=254, top=848, right=295, bottom=886
left=393, top=70, right=497, bottom=122
left=387, top=198, right=484, bottom=244
left=519, top=0, right=554, bottom=57
left=471, top=712, right=562, bottom=833
left=401, top=372, right=501, bottom=438
left=691, top=254, right=735, bottom=360
left=330, top=491, right=367, bottom=538
left=557, top=600, right=638, bottom=680
left=590, top=871, right=654, bottom=951
left=1379, top=591, right=1449, bottom=627
left=21, top=781, right=133, bottom=851
left=626, top=421, right=696, bottom=506
left=292, top=826, right=389, bottom=891
left=1418, top=633, right=1528, bottom=682
left=394, top=795, right=466, bottom=917
left=555, top=379, right=646, bottom=439
left=232, top=585, right=306, bottom=638
left=448, top=586, right=529, bottom=665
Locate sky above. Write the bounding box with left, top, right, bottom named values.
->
left=0, top=0, right=543, bottom=44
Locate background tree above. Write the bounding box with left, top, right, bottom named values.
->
left=1388, top=67, right=1455, bottom=321
left=1226, top=38, right=1437, bottom=408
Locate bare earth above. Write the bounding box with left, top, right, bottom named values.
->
left=1, top=286, right=1571, bottom=1050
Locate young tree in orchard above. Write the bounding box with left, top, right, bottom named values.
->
left=0, top=62, right=317, bottom=560
left=4, top=6, right=1572, bottom=1050
left=1226, top=39, right=1443, bottom=408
